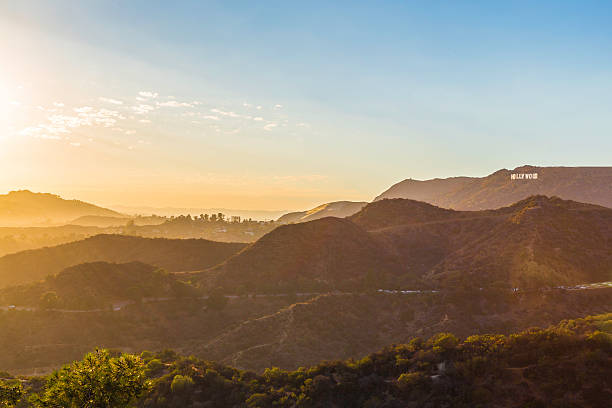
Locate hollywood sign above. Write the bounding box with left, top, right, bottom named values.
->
left=511, top=173, right=538, bottom=180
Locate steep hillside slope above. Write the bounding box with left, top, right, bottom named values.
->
left=0, top=190, right=122, bottom=226
left=211, top=217, right=404, bottom=292
left=376, top=165, right=612, bottom=210
left=277, top=201, right=367, bottom=224
left=0, top=235, right=246, bottom=288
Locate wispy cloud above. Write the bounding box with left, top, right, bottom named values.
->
left=210, top=108, right=240, bottom=118
left=19, top=104, right=127, bottom=143
left=131, top=104, right=156, bottom=115
left=99, top=97, right=124, bottom=105
left=157, top=100, right=193, bottom=108
left=264, top=123, right=278, bottom=131
left=138, top=91, right=159, bottom=99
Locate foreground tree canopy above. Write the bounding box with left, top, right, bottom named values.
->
left=3, top=313, right=611, bottom=407
left=30, top=350, right=149, bottom=408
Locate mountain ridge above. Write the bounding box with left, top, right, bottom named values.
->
left=0, top=190, right=123, bottom=226
left=375, top=165, right=612, bottom=210
left=276, top=200, right=367, bottom=224
left=0, top=234, right=246, bottom=288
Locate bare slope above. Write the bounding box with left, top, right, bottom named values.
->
left=277, top=201, right=367, bottom=224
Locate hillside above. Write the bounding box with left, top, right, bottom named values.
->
left=199, top=287, right=612, bottom=373
left=0, top=190, right=123, bottom=226
left=277, top=201, right=367, bottom=224
left=0, top=234, right=247, bottom=288
left=0, top=284, right=609, bottom=379
left=142, top=312, right=612, bottom=408
left=348, top=196, right=612, bottom=288
left=428, top=196, right=612, bottom=287
left=208, top=196, right=612, bottom=293
left=376, top=165, right=612, bottom=210
left=0, top=261, right=196, bottom=309
left=210, top=217, right=404, bottom=293
left=348, top=198, right=472, bottom=230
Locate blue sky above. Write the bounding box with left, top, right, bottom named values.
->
left=0, top=1, right=611, bottom=209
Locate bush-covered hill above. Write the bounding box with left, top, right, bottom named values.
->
left=210, top=217, right=404, bottom=293
left=7, top=313, right=612, bottom=407
left=139, top=312, right=612, bottom=408
left=0, top=261, right=197, bottom=310
left=428, top=196, right=612, bottom=287
left=0, top=285, right=609, bottom=378
left=349, top=195, right=612, bottom=288
left=0, top=234, right=246, bottom=288
left=197, top=287, right=612, bottom=373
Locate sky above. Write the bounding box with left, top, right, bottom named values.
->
left=0, top=1, right=611, bottom=211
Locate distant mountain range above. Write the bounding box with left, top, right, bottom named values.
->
left=0, top=190, right=123, bottom=226
left=0, top=235, right=246, bottom=288
left=375, top=165, right=612, bottom=210
left=2, top=194, right=611, bottom=291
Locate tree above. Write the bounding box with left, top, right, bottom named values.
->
left=170, top=375, right=194, bottom=393
left=32, top=349, right=149, bottom=408
left=0, top=380, right=23, bottom=408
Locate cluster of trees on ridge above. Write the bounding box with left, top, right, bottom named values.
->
left=1, top=313, right=610, bottom=407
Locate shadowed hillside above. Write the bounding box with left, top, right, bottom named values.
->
left=211, top=217, right=404, bottom=293
left=277, top=201, right=367, bottom=224
left=429, top=196, right=612, bottom=287
left=0, top=235, right=246, bottom=288
left=0, top=190, right=122, bottom=226
left=0, top=261, right=197, bottom=309
left=348, top=196, right=612, bottom=288
left=376, top=165, right=612, bottom=210
left=198, top=287, right=612, bottom=373
left=348, top=198, right=473, bottom=230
